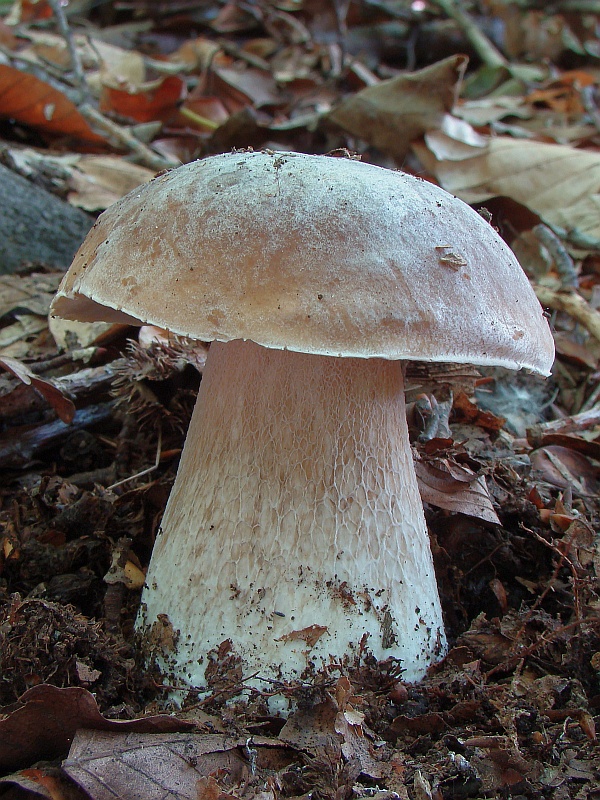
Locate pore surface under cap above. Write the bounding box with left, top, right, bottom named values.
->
left=52, top=150, right=554, bottom=374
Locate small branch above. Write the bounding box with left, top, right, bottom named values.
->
left=533, top=224, right=578, bottom=288
left=80, top=104, right=180, bottom=171
left=484, top=617, right=590, bottom=680
left=218, top=40, right=270, bottom=72
left=527, top=401, right=600, bottom=439
left=48, top=0, right=90, bottom=103
left=433, top=0, right=508, bottom=70
left=534, top=284, right=600, bottom=343
left=107, top=429, right=162, bottom=490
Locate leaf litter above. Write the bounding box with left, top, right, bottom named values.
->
left=1, top=1, right=600, bottom=799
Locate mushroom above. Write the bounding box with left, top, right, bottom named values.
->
left=50, top=150, right=554, bottom=694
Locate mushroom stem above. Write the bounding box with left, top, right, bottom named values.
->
left=138, top=339, right=446, bottom=691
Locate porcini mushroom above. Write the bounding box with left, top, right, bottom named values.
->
left=51, top=150, right=555, bottom=693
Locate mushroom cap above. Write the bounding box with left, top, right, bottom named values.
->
left=51, top=150, right=554, bottom=374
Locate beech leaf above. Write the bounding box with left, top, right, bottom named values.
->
left=415, top=458, right=500, bottom=524
left=417, top=134, right=600, bottom=249
left=0, top=64, right=104, bottom=143
left=328, top=55, right=467, bottom=161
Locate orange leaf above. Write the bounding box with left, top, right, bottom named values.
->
left=17, top=0, right=53, bottom=22
left=0, top=65, right=104, bottom=143
left=100, top=75, right=184, bottom=123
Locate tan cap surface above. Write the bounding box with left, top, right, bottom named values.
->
left=51, top=150, right=554, bottom=374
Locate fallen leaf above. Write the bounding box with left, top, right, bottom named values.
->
left=334, top=710, right=384, bottom=780
left=328, top=55, right=467, bottom=162
left=276, top=624, right=328, bottom=649
left=67, top=155, right=155, bottom=211
left=100, top=75, right=185, bottom=123
left=530, top=445, right=599, bottom=494
left=0, top=685, right=194, bottom=774
left=0, top=272, right=62, bottom=319
left=196, top=775, right=239, bottom=800
left=0, top=65, right=104, bottom=143
left=0, top=356, right=76, bottom=423
left=452, top=391, right=505, bottom=433
left=0, top=765, right=87, bottom=799
left=417, top=134, right=600, bottom=249
left=63, top=730, right=249, bottom=800
left=415, top=457, right=500, bottom=525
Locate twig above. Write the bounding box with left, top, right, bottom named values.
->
left=48, top=0, right=90, bottom=103
left=108, top=429, right=162, bottom=490
left=79, top=103, right=179, bottom=170
left=484, top=617, right=591, bottom=680
left=534, top=284, right=600, bottom=343
left=218, top=39, right=270, bottom=72
left=519, top=524, right=583, bottom=627
left=1, top=29, right=178, bottom=171
left=433, top=0, right=508, bottom=70
left=533, top=224, right=578, bottom=288
left=527, top=401, right=600, bottom=438
left=0, top=401, right=117, bottom=468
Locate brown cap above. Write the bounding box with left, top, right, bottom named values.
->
left=51, top=150, right=554, bottom=375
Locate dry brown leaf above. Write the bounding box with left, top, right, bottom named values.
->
left=415, top=457, right=500, bottom=525
left=92, top=38, right=146, bottom=89
left=0, top=272, right=62, bottom=319
left=196, top=775, right=239, bottom=800
left=0, top=685, right=194, bottom=774
left=100, top=75, right=184, bottom=123
left=279, top=701, right=339, bottom=754
left=63, top=730, right=250, bottom=800
left=416, top=134, right=600, bottom=248
left=0, top=765, right=87, bottom=799
left=210, top=66, right=281, bottom=112
left=530, top=444, right=599, bottom=494
left=67, top=155, right=155, bottom=211
left=0, top=356, right=75, bottom=423
left=334, top=710, right=384, bottom=780
left=328, top=55, right=467, bottom=162
left=276, top=624, right=327, bottom=648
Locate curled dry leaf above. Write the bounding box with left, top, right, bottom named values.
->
left=0, top=684, right=194, bottom=774
left=452, top=391, right=505, bottom=433
left=328, top=55, right=467, bottom=162
left=415, top=456, right=500, bottom=525
left=0, top=356, right=76, bottom=423
left=530, top=444, right=599, bottom=495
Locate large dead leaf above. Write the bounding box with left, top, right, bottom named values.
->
left=0, top=685, right=194, bottom=773
left=63, top=730, right=249, bottom=800
left=0, top=64, right=104, bottom=143
left=0, top=272, right=62, bottom=319
left=328, top=55, right=467, bottom=162
left=63, top=730, right=294, bottom=800
left=68, top=155, right=155, bottom=211
left=417, top=134, right=600, bottom=248
left=279, top=691, right=384, bottom=780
